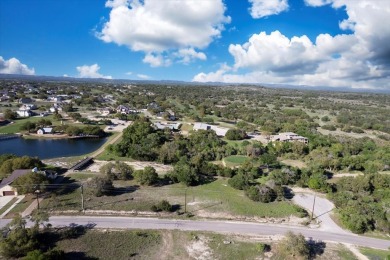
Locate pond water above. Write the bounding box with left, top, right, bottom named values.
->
left=0, top=137, right=107, bottom=159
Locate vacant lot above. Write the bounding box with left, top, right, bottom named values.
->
left=53, top=229, right=359, bottom=260
left=42, top=176, right=303, bottom=221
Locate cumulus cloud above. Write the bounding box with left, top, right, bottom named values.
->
left=175, top=48, right=207, bottom=64
left=98, top=0, right=230, bottom=66
left=194, top=1, right=390, bottom=90
left=76, top=64, right=112, bottom=79
left=249, top=0, right=288, bottom=18
left=137, top=74, right=151, bottom=80
left=0, top=56, right=35, bottom=75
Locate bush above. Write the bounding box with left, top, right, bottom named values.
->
left=228, top=174, right=247, bottom=190
left=225, top=129, right=247, bottom=140
left=134, top=166, right=158, bottom=185
left=151, top=200, right=173, bottom=212
left=321, top=124, right=336, bottom=131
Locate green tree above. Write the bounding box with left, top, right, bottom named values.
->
left=12, top=173, right=49, bottom=194
left=87, top=176, right=114, bottom=197
left=134, top=166, right=158, bottom=185
left=3, top=109, right=17, bottom=120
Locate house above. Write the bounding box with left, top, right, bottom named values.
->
left=19, top=97, right=33, bottom=104
left=37, top=127, right=53, bottom=135
left=116, top=105, right=138, bottom=114
left=193, top=123, right=229, bottom=137
left=98, top=107, right=113, bottom=116
left=147, top=101, right=162, bottom=111
left=270, top=132, right=308, bottom=144
left=49, top=103, right=63, bottom=113
left=17, top=109, right=33, bottom=118
left=153, top=122, right=181, bottom=131
left=20, top=104, right=37, bottom=110
left=0, top=169, right=31, bottom=196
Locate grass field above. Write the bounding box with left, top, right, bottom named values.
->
left=359, top=247, right=390, bottom=259
left=223, top=155, right=250, bottom=167
left=42, top=177, right=302, bottom=219
left=56, top=229, right=162, bottom=259
left=0, top=115, right=56, bottom=134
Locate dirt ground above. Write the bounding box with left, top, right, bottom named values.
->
left=86, top=160, right=173, bottom=175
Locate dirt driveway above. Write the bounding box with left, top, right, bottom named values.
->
left=87, top=160, right=173, bottom=175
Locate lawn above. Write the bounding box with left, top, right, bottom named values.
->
left=359, top=247, right=390, bottom=260
left=4, top=195, right=35, bottom=219
left=0, top=115, right=55, bottom=134
left=223, top=155, right=250, bottom=167
left=0, top=197, right=18, bottom=215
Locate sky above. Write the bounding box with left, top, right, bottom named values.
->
left=0, top=0, right=389, bottom=91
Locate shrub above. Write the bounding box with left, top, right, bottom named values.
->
left=151, top=200, right=173, bottom=212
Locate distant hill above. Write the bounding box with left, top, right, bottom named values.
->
left=0, top=73, right=388, bottom=94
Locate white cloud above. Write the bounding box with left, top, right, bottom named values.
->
left=137, top=74, right=150, bottom=80
left=249, top=0, right=288, bottom=18
left=0, top=56, right=35, bottom=75
left=143, top=53, right=171, bottom=67
left=98, top=0, right=230, bottom=67
left=194, top=1, right=390, bottom=90
left=125, top=71, right=132, bottom=75
left=304, top=0, right=332, bottom=7
left=175, top=48, right=207, bottom=64
left=76, top=64, right=112, bottom=79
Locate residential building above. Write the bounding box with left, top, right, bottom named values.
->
left=270, top=132, right=308, bottom=144
left=193, top=123, right=229, bottom=137
left=0, top=169, right=31, bottom=196
left=17, top=109, right=33, bottom=118
left=153, top=122, right=181, bottom=131
left=37, top=127, right=53, bottom=135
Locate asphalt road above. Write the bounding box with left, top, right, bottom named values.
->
left=37, top=216, right=390, bottom=250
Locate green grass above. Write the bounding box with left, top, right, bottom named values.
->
left=223, top=155, right=249, bottom=167
left=360, top=247, right=390, bottom=260
left=4, top=195, right=34, bottom=219
left=56, top=229, right=161, bottom=259
left=40, top=178, right=302, bottom=218
left=0, top=115, right=55, bottom=134
left=0, top=197, right=18, bottom=215
left=185, top=179, right=301, bottom=218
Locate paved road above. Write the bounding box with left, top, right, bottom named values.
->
left=9, top=216, right=386, bottom=250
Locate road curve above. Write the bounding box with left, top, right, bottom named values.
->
left=44, top=216, right=390, bottom=250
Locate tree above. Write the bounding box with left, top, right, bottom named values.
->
left=276, top=232, right=309, bottom=259
left=0, top=215, right=38, bottom=258
left=225, top=129, right=247, bottom=140
left=30, top=209, right=49, bottom=228
left=246, top=185, right=276, bottom=203
left=100, top=162, right=133, bottom=180
left=20, top=121, right=37, bottom=132
left=12, top=173, right=49, bottom=194
left=87, top=176, right=113, bottom=197
left=3, top=109, right=17, bottom=120
left=228, top=173, right=247, bottom=190
left=134, top=166, right=158, bottom=185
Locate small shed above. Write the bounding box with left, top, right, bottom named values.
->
left=37, top=127, right=53, bottom=135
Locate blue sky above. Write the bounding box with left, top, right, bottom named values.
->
left=1, top=0, right=389, bottom=91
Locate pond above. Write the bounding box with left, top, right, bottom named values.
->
left=0, top=137, right=107, bottom=159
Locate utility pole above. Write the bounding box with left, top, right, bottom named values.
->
left=34, top=186, right=40, bottom=211
left=311, top=194, right=316, bottom=220
left=184, top=189, right=187, bottom=213
left=80, top=184, right=85, bottom=211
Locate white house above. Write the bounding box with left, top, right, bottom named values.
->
left=270, top=132, right=308, bottom=144
left=193, top=123, right=229, bottom=137
left=37, top=127, right=53, bottom=135
left=154, top=122, right=181, bottom=131
left=17, top=109, right=33, bottom=118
